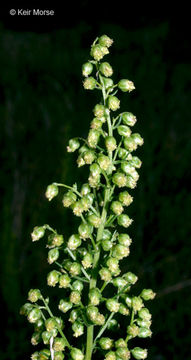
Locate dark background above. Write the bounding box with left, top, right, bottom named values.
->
left=0, top=2, right=191, bottom=359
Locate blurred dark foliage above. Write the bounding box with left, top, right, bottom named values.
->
left=0, top=3, right=191, bottom=360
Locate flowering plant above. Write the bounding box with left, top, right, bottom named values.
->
left=20, top=34, right=155, bottom=360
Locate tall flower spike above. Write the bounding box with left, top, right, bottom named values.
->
left=21, top=34, right=155, bottom=360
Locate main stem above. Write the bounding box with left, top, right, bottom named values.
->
left=85, top=73, right=113, bottom=360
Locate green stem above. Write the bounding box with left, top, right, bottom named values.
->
left=85, top=188, right=110, bottom=360
left=41, top=296, right=71, bottom=348
left=93, top=312, right=114, bottom=348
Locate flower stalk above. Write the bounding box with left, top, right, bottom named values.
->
left=20, top=34, right=156, bottom=360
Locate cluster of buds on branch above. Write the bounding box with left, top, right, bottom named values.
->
left=21, top=34, right=155, bottom=360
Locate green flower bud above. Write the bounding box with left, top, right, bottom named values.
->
left=20, top=302, right=33, bottom=316
left=105, top=351, right=116, bottom=360
left=129, top=156, right=142, bottom=168
left=30, top=350, right=39, bottom=360
left=58, top=299, right=73, bottom=313
left=68, top=234, right=82, bottom=250
left=138, top=327, right=152, bottom=338
left=124, top=137, right=138, bottom=152
left=83, top=150, right=96, bottom=165
left=119, top=191, right=133, bottom=206
left=34, top=319, right=43, bottom=330
left=90, top=163, right=101, bottom=176
left=67, top=138, right=80, bottom=153
left=108, top=96, right=120, bottom=111
left=117, top=125, right=131, bottom=137
left=116, top=347, right=131, bottom=360
left=41, top=330, right=52, bottom=344
left=82, top=62, right=93, bottom=77
left=127, top=324, right=139, bottom=337
left=69, top=262, right=81, bottom=276
left=106, top=257, right=120, bottom=274
left=31, top=226, right=45, bottom=242
left=102, top=77, right=114, bottom=89
left=28, top=308, right=41, bottom=323
left=102, top=229, right=112, bottom=240
left=47, top=234, right=64, bottom=248
left=81, top=195, right=92, bottom=211
left=59, top=274, right=71, bottom=288
left=131, top=133, right=144, bottom=146
left=91, top=118, right=103, bottom=129
left=112, top=244, right=130, bottom=259
left=140, top=289, right=156, bottom=300
left=70, top=290, right=81, bottom=304
left=105, top=136, right=117, bottom=152
left=53, top=337, right=66, bottom=351
left=123, top=272, right=138, bottom=284
left=39, top=349, right=51, bottom=360
left=47, top=270, right=60, bottom=287
left=107, top=318, right=119, bottom=331
left=28, top=289, right=41, bottom=303
left=88, top=288, right=101, bottom=305
left=101, top=239, right=113, bottom=252
left=97, top=154, right=111, bottom=171
left=62, top=191, right=77, bottom=207
left=99, top=35, right=113, bottom=47
left=125, top=295, right=132, bottom=307
left=88, top=173, right=101, bottom=188
left=99, top=45, right=109, bottom=55
left=99, top=267, right=112, bottom=281
left=126, top=175, right=137, bottom=189
left=87, top=129, right=100, bottom=148
left=82, top=253, right=93, bottom=269
left=118, top=79, right=135, bottom=92
left=94, top=313, right=105, bottom=325
left=45, top=184, right=59, bottom=201
left=132, top=297, right=144, bottom=312
left=31, top=331, right=41, bottom=345
left=117, top=214, right=133, bottom=228
left=69, top=309, right=79, bottom=323
left=136, top=319, right=151, bottom=328
left=115, top=339, right=127, bottom=348
left=113, top=277, right=127, bottom=288
left=106, top=298, right=120, bottom=312
left=72, top=280, right=84, bottom=292
left=110, top=201, right=124, bottom=215
left=99, top=337, right=113, bottom=350
left=131, top=347, right=148, bottom=359
left=72, top=201, right=84, bottom=216
left=80, top=183, right=91, bottom=196
left=138, top=308, right=151, bottom=321
left=31, top=352, right=39, bottom=360
left=118, top=304, right=130, bottom=316
left=72, top=321, right=84, bottom=337
left=118, top=234, right=132, bottom=247
left=70, top=347, right=84, bottom=360
left=86, top=305, right=99, bottom=322
left=83, top=77, right=96, bottom=90
left=54, top=352, right=65, bottom=360
left=93, top=104, right=105, bottom=118
left=100, top=62, right=113, bottom=77
left=45, top=317, right=57, bottom=332
left=112, top=172, right=127, bottom=187
left=48, top=248, right=59, bottom=264
left=90, top=44, right=105, bottom=61
left=122, top=112, right=137, bottom=126
left=78, top=223, right=92, bottom=239
left=77, top=155, right=85, bottom=167
left=88, top=214, right=101, bottom=228
left=118, top=148, right=129, bottom=160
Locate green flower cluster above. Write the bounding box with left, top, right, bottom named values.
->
left=21, top=34, right=155, bottom=360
